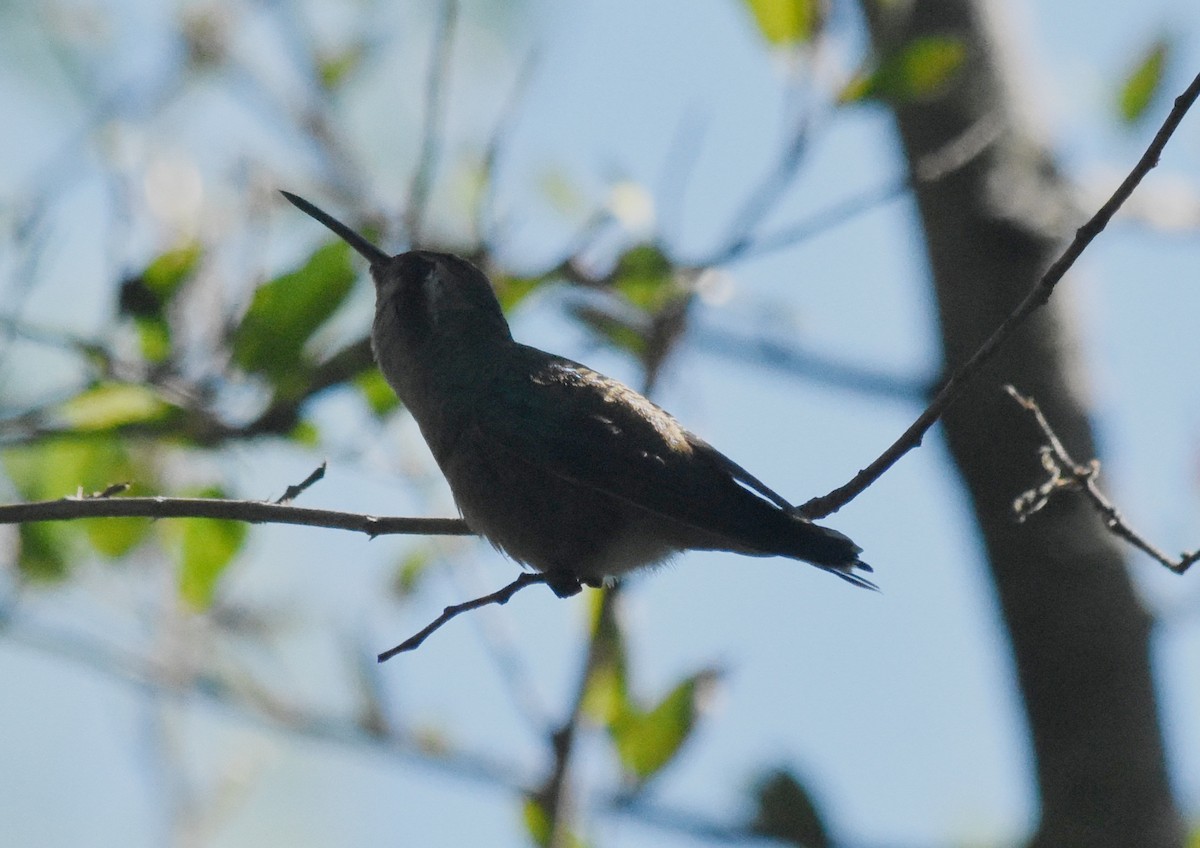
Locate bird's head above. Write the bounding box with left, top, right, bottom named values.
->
left=280, top=192, right=512, bottom=357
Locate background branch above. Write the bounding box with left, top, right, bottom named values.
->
left=801, top=69, right=1200, bottom=520
left=0, top=494, right=470, bottom=538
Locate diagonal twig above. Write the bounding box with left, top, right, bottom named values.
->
left=801, top=71, right=1200, bottom=520
left=377, top=572, right=552, bottom=661
left=404, top=0, right=458, bottom=244
left=475, top=48, right=540, bottom=248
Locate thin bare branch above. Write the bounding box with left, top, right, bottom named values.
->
left=711, top=108, right=813, bottom=262
left=656, top=109, right=709, bottom=246
left=377, top=571, right=552, bottom=661
left=1006, top=386, right=1200, bottom=574
left=693, top=323, right=926, bottom=402
left=274, top=462, right=327, bottom=504
left=476, top=48, right=540, bottom=248
left=405, top=0, right=458, bottom=244
left=801, top=70, right=1200, bottom=519
left=730, top=177, right=909, bottom=261
left=0, top=494, right=470, bottom=538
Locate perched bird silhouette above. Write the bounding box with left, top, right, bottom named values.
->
left=282, top=191, right=873, bottom=597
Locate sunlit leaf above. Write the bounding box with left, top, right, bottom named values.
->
left=120, top=243, right=201, bottom=318
left=143, top=243, right=202, bottom=299
left=232, top=240, right=357, bottom=379
left=120, top=243, right=201, bottom=362
left=522, top=797, right=552, bottom=847
left=612, top=244, right=674, bottom=311
left=520, top=796, right=587, bottom=848
left=288, top=419, right=321, bottom=447
left=581, top=588, right=630, bottom=723
left=3, top=437, right=153, bottom=569
left=354, top=368, right=401, bottom=418
left=750, top=768, right=829, bottom=847
left=135, top=319, right=172, bottom=363
left=610, top=669, right=718, bottom=783
left=494, top=273, right=552, bottom=313
left=1118, top=37, right=1170, bottom=124
left=743, top=0, right=821, bottom=46
left=840, top=36, right=966, bottom=104
left=61, top=383, right=172, bottom=431
left=86, top=515, right=148, bottom=558
left=177, top=487, right=247, bottom=610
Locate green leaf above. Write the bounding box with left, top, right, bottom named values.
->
left=391, top=547, right=432, bottom=598
left=610, top=669, right=718, bottom=783
left=143, top=243, right=202, bottom=300
left=120, top=244, right=201, bottom=362
left=612, top=244, right=674, bottom=311
left=135, top=319, right=172, bottom=363
left=287, top=419, right=321, bottom=446
left=60, top=383, right=172, bottom=431
left=520, top=796, right=587, bottom=848
left=3, top=437, right=153, bottom=571
left=581, top=588, right=630, bottom=723
left=521, top=796, right=552, bottom=847
left=232, top=240, right=357, bottom=379
left=750, top=768, right=829, bottom=848
left=570, top=305, right=647, bottom=360
left=1118, top=37, right=1170, bottom=124
left=177, top=487, right=247, bottom=610
left=16, top=522, right=72, bottom=582
left=120, top=244, right=201, bottom=319
left=743, top=0, right=821, bottom=46
left=494, top=273, right=552, bottom=313
left=86, top=502, right=151, bottom=558
left=354, top=368, right=401, bottom=418
left=840, top=36, right=966, bottom=104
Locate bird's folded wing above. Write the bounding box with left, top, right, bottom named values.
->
left=471, top=356, right=802, bottom=548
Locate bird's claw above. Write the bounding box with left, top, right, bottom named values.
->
left=545, top=574, right=583, bottom=598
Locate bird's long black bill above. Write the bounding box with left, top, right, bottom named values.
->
left=280, top=191, right=391, bottom=267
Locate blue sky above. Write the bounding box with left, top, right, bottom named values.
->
left=2, top=1, right=1200, bottom=846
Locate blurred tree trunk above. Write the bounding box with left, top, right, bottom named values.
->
left=857, top=1, right=1183, bottom=845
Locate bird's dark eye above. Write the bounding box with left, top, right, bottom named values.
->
left=389, top=253, right=446, bottom=332
left=398, top=254, right=437, bottom=282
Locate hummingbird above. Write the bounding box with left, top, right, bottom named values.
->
left=281, top=191, right=873, bottom=597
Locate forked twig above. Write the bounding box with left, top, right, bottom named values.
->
left=1006, top=385, right=1200, bottom=575
left=378, top=572, right=552, bottom=661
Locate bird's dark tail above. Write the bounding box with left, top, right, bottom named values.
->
left=784, top=519, right=876, bottom=590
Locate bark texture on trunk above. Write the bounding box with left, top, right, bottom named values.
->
left=858, top=2, right=1182, bottom=845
